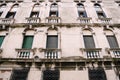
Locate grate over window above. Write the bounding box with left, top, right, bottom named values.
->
left=10, top=68, right=30, bottom=80
left=43, top=70, right=60, bottom=80
left=88, top=67, right=107, bottom=80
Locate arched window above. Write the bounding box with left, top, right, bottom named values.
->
left=45, top=27, right=60, bottom=59
left=49, top=3, right=58, bottom=17
left=30, top=3, right=40, bottom=17
left=77, top=3, right=87, bottom=17
left=0, top=4, right=7, bottom=17
left=94, top=3, right=106, bottom=18
left=5, top=4, right=19, bottom=18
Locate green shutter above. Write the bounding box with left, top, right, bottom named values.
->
left=0, top=36, right=5, bottom=47
left=22, top=36, right=33, bottom=49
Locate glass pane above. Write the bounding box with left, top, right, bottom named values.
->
left=30, top=12, right=39, bottom=17
left=5, top=12, right=16, bottom=18
left=0, top=36, right=5, bottom=47
left=83, top=35, right=95, bottom=48
left=107, top=36, right=119, bottom=48
left=22, top=36, right=33, bottom=49
left=46, top=36, right=58, bottom=48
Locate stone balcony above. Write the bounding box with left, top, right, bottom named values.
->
left=81, top=48, right=102, bottom=59
left=98, top=18, right=112, bottom=25
left=0, top=18, right=15, bottom=25
left=46, top=16, right=61, bottom=24
left=77, top=17, right=92, bottom=24
left=106, top=48, right=120, bottom=58
left=40, top=48, right=61, bottom=59
left=15, top=49, right=35, bottom=59
left=26, top=17, right=41, bottom=24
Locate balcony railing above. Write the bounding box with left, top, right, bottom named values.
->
left=81, top=48, right=102, bottom=59
left=108, top=48, right=120, bottom=58
left=0, top=18, right=15, bottom=24
left=42, top=48, right=61, bottom=59
left=98, top=18, right=112, bottom=24
left=77, top=17, right=92, bottom=24
left=46, top=16, right=61, bottom=23
left=26, top=17, right=41, bottom=24
left=16, top=49, right=34, bottom=59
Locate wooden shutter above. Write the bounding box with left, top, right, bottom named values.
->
left=22, top=36, right=33, bottom=49
left=88, top=68, right=107, bottom=80
left=0, top=36, right=5, bottom=47
left=107, top=36, right=119, bottom=48
left=46, top=35, right=58, bottom=48
left=83, top=35, right=95, bottom=48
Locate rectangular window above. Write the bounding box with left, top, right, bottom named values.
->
left=22, top=36, right=33, bottom=49
left=88, top=68, right=107, bottom=80
left=0, top=12, right=3, bottom=17
left=78, top=11, right=87, bottom=17
left=46, top=35, right=58, bottom=48
left=43, top=70, right=60, bottom=80
left=49, top=11, right=58, bottom=17
left=97, top=12, right=106, bottom=18
left=30, top=11, right=39, bottom=17
left=107, top=36, right=119, bottom=48
left=0, top=36, right=5, bottom=47
left=10, top=68, right=30, bottom=80
left=5, top=12, right=16, bottom=18
left=83, top=35, right=95, bottom=48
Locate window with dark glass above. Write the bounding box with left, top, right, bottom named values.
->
left=0, top=12, right=3, bottom=17
left=49, top=3, right=58, bottom=17
left=106, top=36, right=119, bottom=48
left=88, top=68, right=107, bottom=80
left=30, top=11, right=39, bottom=17
left=10, top=68, right=30, bottom=80
left=5, top=12, right=16, bottom=18
left=22, top=36, right=34, bottom=49
left=83, top=35, right=95, bottom=48
left=77, top=3, right=87, bottom=17
left=78, top=11, right=87, bottom=17
left=50, top=11, right=58, bottom=17
left=94, top=4, right=106, bottom=18
left=46, top=35, right=58, bottom=48
left=0, top=36, right=5, bottom=47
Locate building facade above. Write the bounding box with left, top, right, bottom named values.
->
left=0, top=0, right=120, bottom=80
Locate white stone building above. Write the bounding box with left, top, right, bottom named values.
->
left=0, top=0, right=120, bottom=80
